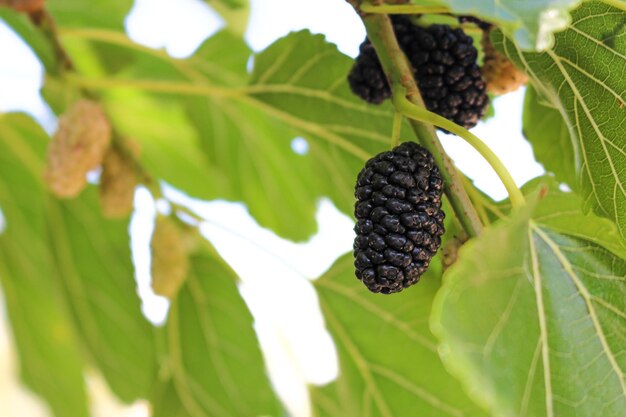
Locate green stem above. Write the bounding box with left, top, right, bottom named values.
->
left=390, top=112, right=402, bottom=148
left=29, top=9, right=74, bottom=72
left=64, top=73, right=235, bottom=98
left=393, top=88, right=526, bottom=208
left=360, top=1, right=450, bottom=14
left=361, top=11, right=482, bottom=238
left=30, top=7, right=207, bottom=223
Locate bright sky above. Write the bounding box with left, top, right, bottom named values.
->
left=0, top=1, right=545, bottom=417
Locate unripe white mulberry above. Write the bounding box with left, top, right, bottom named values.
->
left=150, top=216, right=189, bottom=299
left=99, top=142, right=139, bottom=219
left=481, top=31, right=528, bottom=95
left=44, top=99, right=111, bottom=198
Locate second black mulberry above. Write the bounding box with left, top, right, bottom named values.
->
left=348, top=16, right=489, bottom=129
left=353, top=141, right=445, bottom=294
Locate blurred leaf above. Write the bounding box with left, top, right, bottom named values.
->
left=522, top=86, right=577, bottom=188
left=191, top=30, right=250, bottom=86
left=0, top=113, right=88, bottom=417
left=41, top=74, right=82, bottom=114
left=152, top=379, right=191, bottom=417
left=0, top=9, right=58, bottom=73
left=50, top=187, right=157, bottom=402
left=244, top=30, right=409, bottom=236
left=409, top=0, right=581, bottom=50
left=105, top=90, right=225, bottom=201
left=312, top=255, right=488, bottom=417
left=207, top=0, right=246, bottom=9
left=47, top=0, right=132, bottom=29
left=205, top=0, right=250, bottom=36
left=497, top=1, right=626, bottom=239
left=0, top=112, right=156, bottom=403
left=49, top=0, right=136, bottom=75
left=184, top=31, right=337, bottom=240
left=431, top=185, right=626, bottom=417
left=92, top=30, right=401, bottom=240
left=163, top=248, right=282, bottom=417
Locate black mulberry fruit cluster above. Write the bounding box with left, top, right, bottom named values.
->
left=348, top=15, right=489, bottom=129
left=353, top=142, right=445, bottom=294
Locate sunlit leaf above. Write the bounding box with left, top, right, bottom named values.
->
left=0, top=9, right=58, bottom=73
left=50, top=188, right=157, bottom=402
left=205, top=0, right=250, bottom=36
left=312, top=255, right=488, bottom=417
left=164, top=248, right=283, bottom=417
left=84, top=30, right=403, bottom=240
left=0, top=113, right=88, bottom=417
left=408, top=0, right=581, bottom=50
left=432, top=185, right=626, bottom=417
left=0, top=113, right=156, bottom=403
left=522, top=86, right=577, bottom=188
left=498, top=1, right=626, bottom=239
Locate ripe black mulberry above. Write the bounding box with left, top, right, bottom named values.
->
left=353, top=141, right=445, bottom=294
left=347, top=15, right=489, bottom=129
left=348, top=40, right=391, bottom=105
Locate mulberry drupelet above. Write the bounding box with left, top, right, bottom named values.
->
left=353, top=141, right=445, bottom=294
left=348, top=40, right=392, bottom=105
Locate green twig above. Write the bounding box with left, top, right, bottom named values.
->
left=29, top=11, right=188, bottom=214
left=360, top=12, right=482, bottom=238
left=390, top=112, right=402, bottom=148
left=64, top=73, right=235, bottom=98
left=360, top=1, right=450, bottom=14
left=392, top=88, right=526, bottom=208
left=28, top=9, right=74, bottom=73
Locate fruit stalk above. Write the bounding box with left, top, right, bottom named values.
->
left=358, top=10, right=483, bottom=238
left=391, top=111, right=402, bottom=148
left=392, top=90, right=526, bottom=208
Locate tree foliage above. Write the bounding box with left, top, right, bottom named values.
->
left=0, top=0, right=624, bottom=416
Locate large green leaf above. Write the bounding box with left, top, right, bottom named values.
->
left=182, top=32, right=327, bottom=240
left=497, top=1, right=626, bottom=239
left=47, top=0, right=133, bottom=30
left=49, top=188, right=157, bottom=402
left=431, top=186, right=626, bottom=417
left=79, top=30, right=401, bottom=240
left=163, top=248, right=282, bottom=417
left=186, top=30, right=400, bottom=240
left=0, top=113, right=89, bottom=417
left=409, top=0, right=582, bottom=50
left=522, top=86, right=577, bottom=188
left=246, top=31, right=410, bottom=232
left=312, top=255, right=488, bottom=417
left=152, top=379, right=190, bottom=417
left=104, top=89, right=225, bottom=201
left=0, top=9, right=58, bottom=73
left=0, top=113, right=156, bottom=403
left=531, top=179, right=626, bottom=259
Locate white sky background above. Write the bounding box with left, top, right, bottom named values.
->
left=0, top=1, right=545, bottom=417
